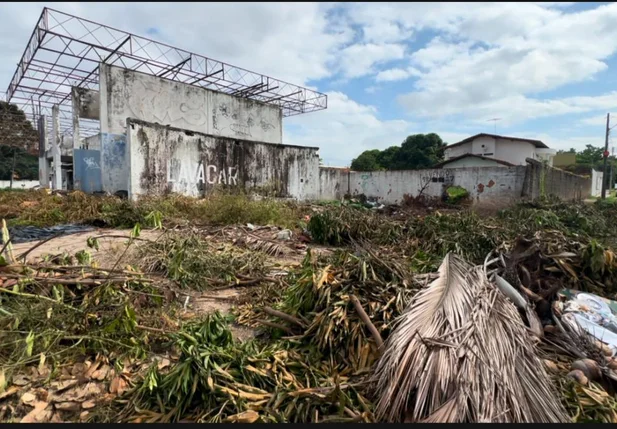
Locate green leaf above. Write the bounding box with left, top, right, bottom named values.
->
left=86, top=237, right=100, bottom=251
left=131, top=223, right=142, bottom=239
left=25, top=331, right=35, bottom=357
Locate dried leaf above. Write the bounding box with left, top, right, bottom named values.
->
left=224, top=410, right=260, bottom=423
left=82, top=400, right=96, bottom=410
left=54, top=401, right=81, bottom=411
left=0, top=386, right=19, bottom=401
left=21, top=392, right=36, bottom=405
left=20, top=401, right=50, bottom=423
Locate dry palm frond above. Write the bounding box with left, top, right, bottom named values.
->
left=236, top=234, right=289, bottom=257
left=371, top=252, right=568, bottom=423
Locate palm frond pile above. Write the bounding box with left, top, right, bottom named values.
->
left=371, top=253, right=569, bottom=423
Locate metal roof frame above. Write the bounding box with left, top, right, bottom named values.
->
left=5, top=7, right=328, bottom=139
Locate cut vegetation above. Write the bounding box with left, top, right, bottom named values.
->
left=2, top=190, right=617, bottom=422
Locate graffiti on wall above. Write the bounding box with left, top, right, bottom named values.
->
left=83, top=157, right=100, bottom=170
left=421, top=170, right=455, bottom=184
left=166, top=160, right=239, bottom=185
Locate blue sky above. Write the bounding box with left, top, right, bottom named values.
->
left=1, top=2, right=616, bottom=166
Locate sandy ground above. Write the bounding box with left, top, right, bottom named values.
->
left=8, top=228, right=265, bottom=341
left=10, top=228, right=164, bottom=267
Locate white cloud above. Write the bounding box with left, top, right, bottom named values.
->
left=285, top=91, right=414, bottom=166
left=375, top=67, right=421, bottom=82
left=396, top=2, right=617, bottom=123
left=579, top=114, right=614, bottom=127
left=337, top=43, right=406, bottom=78
left=399, top=92, right=617, bottom=126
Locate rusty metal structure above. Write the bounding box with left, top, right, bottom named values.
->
left=5, top=7, right=328, bottom=139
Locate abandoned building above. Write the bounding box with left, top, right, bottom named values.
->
left=3, top=8, right=602, bottom=209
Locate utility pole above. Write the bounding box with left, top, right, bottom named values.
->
left=602, top=113, right=610, bottom=199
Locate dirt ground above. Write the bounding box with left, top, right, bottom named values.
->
left=8, top=227, right=334, bottom=343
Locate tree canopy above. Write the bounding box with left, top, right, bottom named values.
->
left=350, top=133, right=447, bottom=171
left=0, top=145, right=38, bottom=181
left=0, top=102, right=39, bottom=181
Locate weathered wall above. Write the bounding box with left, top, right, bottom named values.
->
left=100, top=133, right=128, bottom=193
left=0, top=180, right=40, bottom=189
left=99, top=64, right=282, bottom=144
left=82, top=134, right=101, bottom=150
left=591, top=169, right=603, bottom=198
left=522, top=159, right=591, bottom=201
left=319, top=167, right=349, bottom=200
left=73, top=149, right=102, bottom=193
left=71, top=87, right=100, bottom=120
left=344, top=167, right=527, bottom=208
left=126, top=119, right=319, bottom=200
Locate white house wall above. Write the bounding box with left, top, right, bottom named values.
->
left=471, top=135, right=496, bottom=157
left=99, top=64, right=282, bottom=144
left=442, top=157, right=507, bottom=169
left=444, top=142, right=471, bottom=159
left=493, top=138, right=536, bottom=165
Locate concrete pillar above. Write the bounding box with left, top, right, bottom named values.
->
left=51, top=105, right=62, bottom=190
left=37, top=115, right=49, bottom=188
left=71, top=88, right=81, bottom=150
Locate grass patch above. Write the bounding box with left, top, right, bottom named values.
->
left=0, top=190, right=300, bottom=229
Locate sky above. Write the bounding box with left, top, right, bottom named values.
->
left=1, top=2, right=617, bottom=166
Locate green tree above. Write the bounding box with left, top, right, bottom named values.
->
left=575, top=144, right=604, bottom=169
left=0, top=101, right=38, bottom=154
left=350, top=149, right=383, bottom=171
left=350, top=133, right=447, bottom=171
left=0, top=145, right=38, bottom=180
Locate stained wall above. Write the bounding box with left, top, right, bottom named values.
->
left=126, top=119, right=319, bottom=201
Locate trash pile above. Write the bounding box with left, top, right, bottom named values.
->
left=2, top=196, right=617, bottom=422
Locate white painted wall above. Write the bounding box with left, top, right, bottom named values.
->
left=471, top=135, right=496, bottom=157
left=0, top=180, right=40, bottom=189
left=345, top=166, right=528, bottom=208
left=444, top=142, right=472, bottom=159
left=591, top=169, right=603, bottom=197
left=494, top=138, right=536, bottom=165
left=442, top=157, right=507, bottom=169
left=99, top=64, right=283, bottom=144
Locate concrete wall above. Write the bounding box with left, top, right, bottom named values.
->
left=343, top=167, right=527, bottom=208
left=591, top=169, right=603, bottom=198
left=99, top=64, right=282, bottom=144
left=126, top=119, right=319, bottom=200
left=71, top=87, right=100, bottom=120
left=100, top=133, right=128, bottom=193
left=83, top=134, right=101, bottom=150
left=73, top=149, right=102, bottom=193
left=0, top=180, right=40, bottom=189
left=522, top=159, right=591, bottom=201
left=319, top=167, right=349, bottom=200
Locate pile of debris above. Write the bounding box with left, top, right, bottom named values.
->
left=2, top=197, right=617, bottom=422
